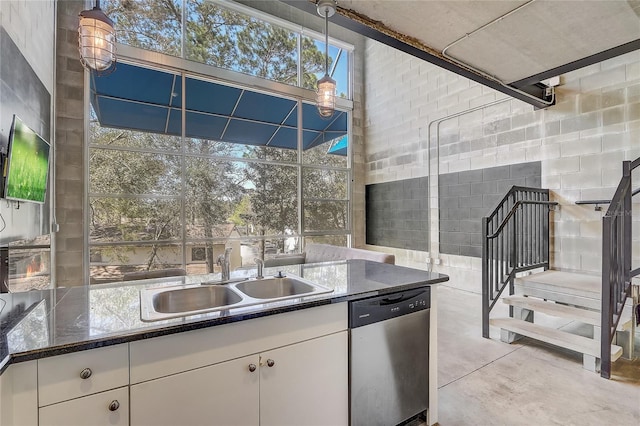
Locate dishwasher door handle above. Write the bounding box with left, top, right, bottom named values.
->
left=380, top=289, right=427, bottom=305
left=380, top=295, right=404, bottom=305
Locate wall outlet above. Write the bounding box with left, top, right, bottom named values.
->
left=426, top=258, right=431, bottom=264
left=434, top=258, right=441, bottom=265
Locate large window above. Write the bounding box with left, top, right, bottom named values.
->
left=103, top=0, right=351, bottom=99
left=89, top=69, right=351, bottom=283
left=89, top=1, right=352, bottom=283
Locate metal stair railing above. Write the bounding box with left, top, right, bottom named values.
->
left=482, top=186, right=558, bottom=338
left=601, top=157, right=640, bottom=379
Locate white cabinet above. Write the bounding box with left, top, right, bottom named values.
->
left=130, top=303, right=347, bottom=384
left=38, top=344, right=129, bottom=407
left=260, top=331, right=348, bottom=426
left=130, top=332, right=347, bottom=426
left=131, top=355, right=260, bottom=426
left=36, top=344, right=129, bottom=426
left=2, top=303, right=348, bottom=426
left=129, top=304, right=348, bottom=426
left=0, top=361, right=38, bottom=426
left=39, top=387, right=128, bottom=426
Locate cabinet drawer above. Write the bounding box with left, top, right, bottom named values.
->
left=39, top=387, right=128, bottom=426
left=38, top=344, right=129, bottom=407
left=130, top=302, right=347, bottom=383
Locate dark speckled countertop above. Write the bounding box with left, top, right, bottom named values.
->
left=0, top=260, right=448, bottom=373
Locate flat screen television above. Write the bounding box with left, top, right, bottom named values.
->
left=3, top=115, right=51, bottom=204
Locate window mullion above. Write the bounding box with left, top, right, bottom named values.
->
left=297, top=33, right=302, bottom=88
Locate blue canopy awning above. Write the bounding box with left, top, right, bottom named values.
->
left=327, top=135, right=348, bottom=156
left=90, top=63, right=348, bottom=153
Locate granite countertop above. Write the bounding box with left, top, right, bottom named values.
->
left=0, top=260, right=448, bottom=373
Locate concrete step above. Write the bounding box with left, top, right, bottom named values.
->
left=515, top=270, right=601, bottom=309
left=502, top=296, right=600, bottom=326
left=490, top=317, right=623, bottom=362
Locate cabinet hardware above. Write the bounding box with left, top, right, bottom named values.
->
left=248, top=364, right=257, bottom=372
left=108, top=400, right=120, bottom=411
left=266, top=359, right=275, bottom=367
left=80, top=368, right=93, bottom=379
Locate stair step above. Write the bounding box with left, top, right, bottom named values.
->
left=502, top=296, right=601, bottom=326
left=490, top=317, right=623, bottom=361
left=515, top=270, right=601, bottom=309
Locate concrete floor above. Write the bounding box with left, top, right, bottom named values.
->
left=436, top=285, right=640, bottom=426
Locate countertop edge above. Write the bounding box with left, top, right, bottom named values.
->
left=0, top=277, right=448, bottom=375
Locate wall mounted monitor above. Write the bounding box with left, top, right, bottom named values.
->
left=4, top=115, right=51, bottom=204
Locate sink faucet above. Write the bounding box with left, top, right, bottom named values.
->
left=217, top=248, right=232, bottom=281
left=254, top=258, right=264, bottom=279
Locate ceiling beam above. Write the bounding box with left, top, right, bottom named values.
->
left=510, top=39, right=640, bottom=89
left=280, top=0, right=553, bottom=109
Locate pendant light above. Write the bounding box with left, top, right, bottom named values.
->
left=78, top=0, right=116, bottom=73
left=316, top=0, right=337, bottom=118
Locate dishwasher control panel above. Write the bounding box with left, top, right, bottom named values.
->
left=349, top=287, right=430, bottom=328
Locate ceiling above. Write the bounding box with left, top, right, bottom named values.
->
left=284, top=0, right=640, bottom=107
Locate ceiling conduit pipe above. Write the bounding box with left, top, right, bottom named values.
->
left=441, top=0, right=556, bottom=107
left=425, top=97, right=512, bottom=271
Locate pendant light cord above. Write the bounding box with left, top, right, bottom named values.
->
left=324, top=9, right=329, bottom=76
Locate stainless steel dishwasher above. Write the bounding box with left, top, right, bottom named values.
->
left=349, top=287, right=430, bottom=426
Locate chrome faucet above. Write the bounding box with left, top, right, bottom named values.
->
left=254, top=258, right=264, bottom=279
left=217, top=247, right=232, bottom=281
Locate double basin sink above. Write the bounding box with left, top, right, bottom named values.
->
left=140, top=273, right=333, bottom=322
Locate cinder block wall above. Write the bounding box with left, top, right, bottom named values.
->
left=363, top=39, right=640, bottom=293
left=55, top=0, right=85, bottom=286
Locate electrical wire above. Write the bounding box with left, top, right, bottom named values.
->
left=441, top=0, right=555, bottom=107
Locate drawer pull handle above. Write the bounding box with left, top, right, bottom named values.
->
left=248, top=364, right=257, bottom=372
left=80, top=368, right=92, bottom=379
left=266, top=359, right=275, bottom=367
left=109, top=400, right=120, bottom=412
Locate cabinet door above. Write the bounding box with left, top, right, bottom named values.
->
left=130, top=354, right=259, bottom=426
left=260, top=331, right=348, bottom=426
left=39, top=387, right=128, bottom=426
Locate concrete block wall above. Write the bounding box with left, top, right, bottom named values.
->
left=363, top=38, right=640, bottom=293
left=55, top=0, right=85, bottom=286
left=439, top=162, right=541, bottom=257
left=365, top=176, right=429, bottom=250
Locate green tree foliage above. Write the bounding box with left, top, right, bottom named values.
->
left=89, top=119, right=182, bottom=271
left=185, top=141, right=245, bottom=272
left=91, top=1, right=348, bottom=279
left=242, top=148, right=298, bottom=258
left=103, top=0, right=330, bottom=85
left=105, top=0, right=183, bottom=56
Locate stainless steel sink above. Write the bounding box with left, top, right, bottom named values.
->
left=152, top=286, right=243, bottom=314
left=140, top=273, right=333, bottom=322
left=235, top=276, right=316, bottom=299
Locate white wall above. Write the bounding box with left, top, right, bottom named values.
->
left=362, top=39, right=640, bottom=293
left=0, top=0, right=55, bottom=92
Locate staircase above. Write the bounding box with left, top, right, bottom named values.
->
left=490, top=270, right=633, bottom=372
left=481, top=158, right=639, bottom=378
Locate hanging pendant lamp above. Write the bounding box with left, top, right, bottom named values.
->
left=316, top=0, right=337, bottom=118
left=78, top=0, right=116, bottom=73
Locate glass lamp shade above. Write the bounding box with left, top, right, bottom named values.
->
left=78, top=8, right=116, bottom=72
left=316, top=74, right=337, bottom=118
